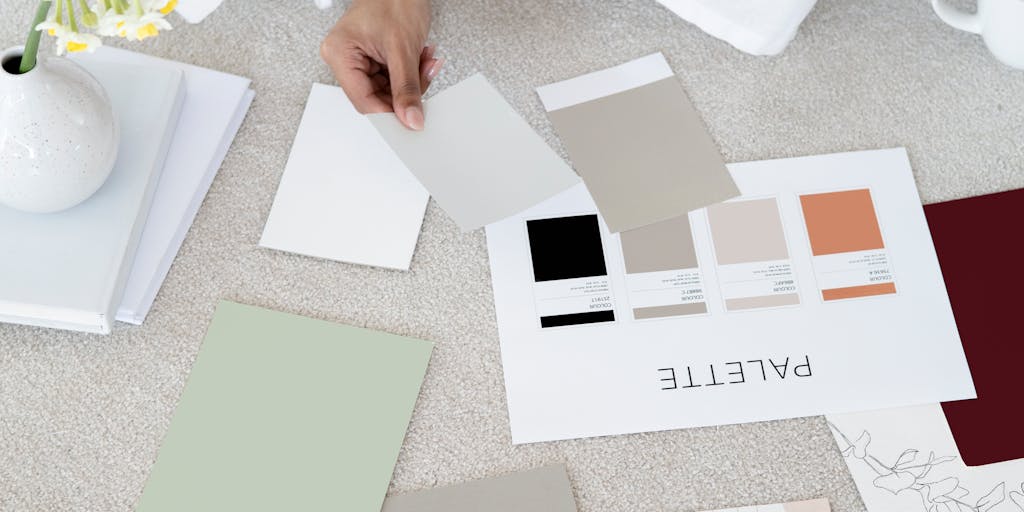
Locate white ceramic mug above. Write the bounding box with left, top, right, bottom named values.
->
left=932, top=0, right=1024, bottom=69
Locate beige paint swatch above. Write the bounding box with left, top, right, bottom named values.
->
left=539, top=54, right=739, bottom=233
left=381, top=464, right=577, bottom=512
left=707, top=197, right=790, bottom=265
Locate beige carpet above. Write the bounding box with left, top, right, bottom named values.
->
left=2, top=0, right=1022, bottom=510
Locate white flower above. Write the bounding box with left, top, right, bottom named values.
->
left=142, top=0, right=178, bottom=15
left=95, top=11, right=127, bottom=37
left=59, top=31, right=102, bottom=55
left=116, top=12, right=173, bottom=40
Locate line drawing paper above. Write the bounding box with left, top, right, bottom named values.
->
left=537, top=52, right=740, bottom=233
left=485, top=148, right=975, bottom=444
left=827, top=405, right=1024, bottom=512
left=369, top=74, right=580, bottom=232
left=260, top=83, right=429, bottom=270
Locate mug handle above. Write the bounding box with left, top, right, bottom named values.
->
left=931, top=0, right=983, bottom=34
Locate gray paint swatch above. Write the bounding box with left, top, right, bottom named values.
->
left=634, top=302, right=707, bottom=319
left=369, top=74, right=580, bottom=232
left=707, top=198, right=790, bottom=265
left=381, top=464, right=578, bottom=512
left=620, top=214, right=699, bottom=274
left=546, top=77, right=739, bottom=233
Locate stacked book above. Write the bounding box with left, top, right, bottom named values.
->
left=0, top=48, right=254, bottom=334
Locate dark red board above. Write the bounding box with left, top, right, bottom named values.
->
left=927, top=188, right=1024, bottom=467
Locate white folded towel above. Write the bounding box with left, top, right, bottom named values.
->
left=655, top=0, right=817, bottom=56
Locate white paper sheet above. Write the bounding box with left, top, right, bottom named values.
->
left=827, top=405, right=1024, bottom=512
left=260, top=84, right=429, bottom=271
left=369, top=74, right=580, bottom=232
left=72, top=48, right=254, bottom=325
left=173, top=0, right=223, bottom=23
left=535, top=52, right=674, bottom=111
left=485, top=148, right=975, bottom=444
left=702, top=498, right=831, bottom=512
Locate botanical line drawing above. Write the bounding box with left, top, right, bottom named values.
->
left=828, top=421, right=1024, bottom=512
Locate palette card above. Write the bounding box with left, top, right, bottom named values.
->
left=827, top=405, right=1024, bottom=512
left=536, top=52, right=740, bottom=233
left=260, top=83, right=429, bottom=270
left=381, top=464, right=578, bottom=512
left=925, top=188, right=1024, bottom=467
left=368, top=74, right=580, bottom=232
left=135, top=301, right=433, bottom=512
left=485, top=148, right=975, bottom=444
left=701, top=498, right=831, bottom=512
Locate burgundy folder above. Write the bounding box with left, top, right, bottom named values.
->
left=927, top=188, right=1024, bottom=467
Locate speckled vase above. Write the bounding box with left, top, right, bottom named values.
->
left=0, top=46, right=118, bottom=213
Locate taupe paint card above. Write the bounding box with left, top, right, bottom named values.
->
left=381, top=464, right=577, bottom=512
left=620, top=214, right=699, bottom=274
left=539, top=54, right=739, bottom=233
left=369, top=74, right=580, bottom=232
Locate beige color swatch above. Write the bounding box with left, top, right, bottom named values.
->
left=634, top=302, right=707, bottom=319
left=620, top=214, right=699, bottom=274
left=725, top=293, right=800, bottom=311
left=782, top=498, right=831, bottom=512
left=381, top=464, right=577, bottom=512
left=546, top=77, right=739, bottom=233
left=707, top=198, right=790, bottom=265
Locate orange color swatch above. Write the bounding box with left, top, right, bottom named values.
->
left=800, top=189, right=885, bottom=256
left=822, top=282, right=896, bottom=301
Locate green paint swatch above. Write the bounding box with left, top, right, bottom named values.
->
left=136, top=301, right=433, bottom=512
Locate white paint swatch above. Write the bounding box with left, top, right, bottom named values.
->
left=261, top=84, right=429, bottom=271
left=369, top=74, right=580, bottom=232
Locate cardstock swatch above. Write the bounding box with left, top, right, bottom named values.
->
left=369, top=74, right=579, bottom=231
left=485, top=148, right=974, bottom=444
left=260, top=83, right=429, bottom=270
left=537, top=52, right=740, bottom=233
left=702, top=498, right=831, bottom=512
left=828, top=404, right=1024, bottom=512
left=381, top=464, right=578, bottom=512
left=135, top=301, right=433, bottom=512
left=926, top=188, right=1024, bottom=466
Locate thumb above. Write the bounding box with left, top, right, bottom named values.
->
left=389, top=46, right=425, bottom=131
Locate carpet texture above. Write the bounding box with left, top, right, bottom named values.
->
left=1, top=0, right=1021, bottom=510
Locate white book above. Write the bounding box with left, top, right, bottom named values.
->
left=0, top=61, right=185, bottom=334
left=260, top=83, right=429, bottom=271
left=75, top=48, right=254, bottom=325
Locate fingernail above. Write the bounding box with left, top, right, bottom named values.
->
left=427, top=57, right=445, bottom=80
left=405, top=106, right=424, bottom=131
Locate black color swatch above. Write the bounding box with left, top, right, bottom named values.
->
left=526, top=215, right=608, bottom=282
left=540, top=310, right=615, bottom=328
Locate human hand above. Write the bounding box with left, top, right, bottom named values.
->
left=320, top=0, right=442, bottom=130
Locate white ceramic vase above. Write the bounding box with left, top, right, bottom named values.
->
left=0, top=46, right=119, bottom=213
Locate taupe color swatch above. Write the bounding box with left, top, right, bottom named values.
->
left=381, top=464, right=578, bottom=512
left=620, top=214, right=699, bottom=274
left=707, top=198, right=790, bottom=265
left=546, top=77, right=739, bottom=233
left=633, top=302, right=707, bottom=319
left=369, top=74, right=579, bottom=232
left=725, top=293, right=800, bottom=311
left=782, top=498, right=832, bottom=512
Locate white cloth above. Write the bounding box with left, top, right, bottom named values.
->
left=655, top=0, right=817, bottom=56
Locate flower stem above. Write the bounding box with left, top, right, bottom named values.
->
left=65, top=0, right=78, bottom=32
left=18, top=0, right=52, bottom=74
